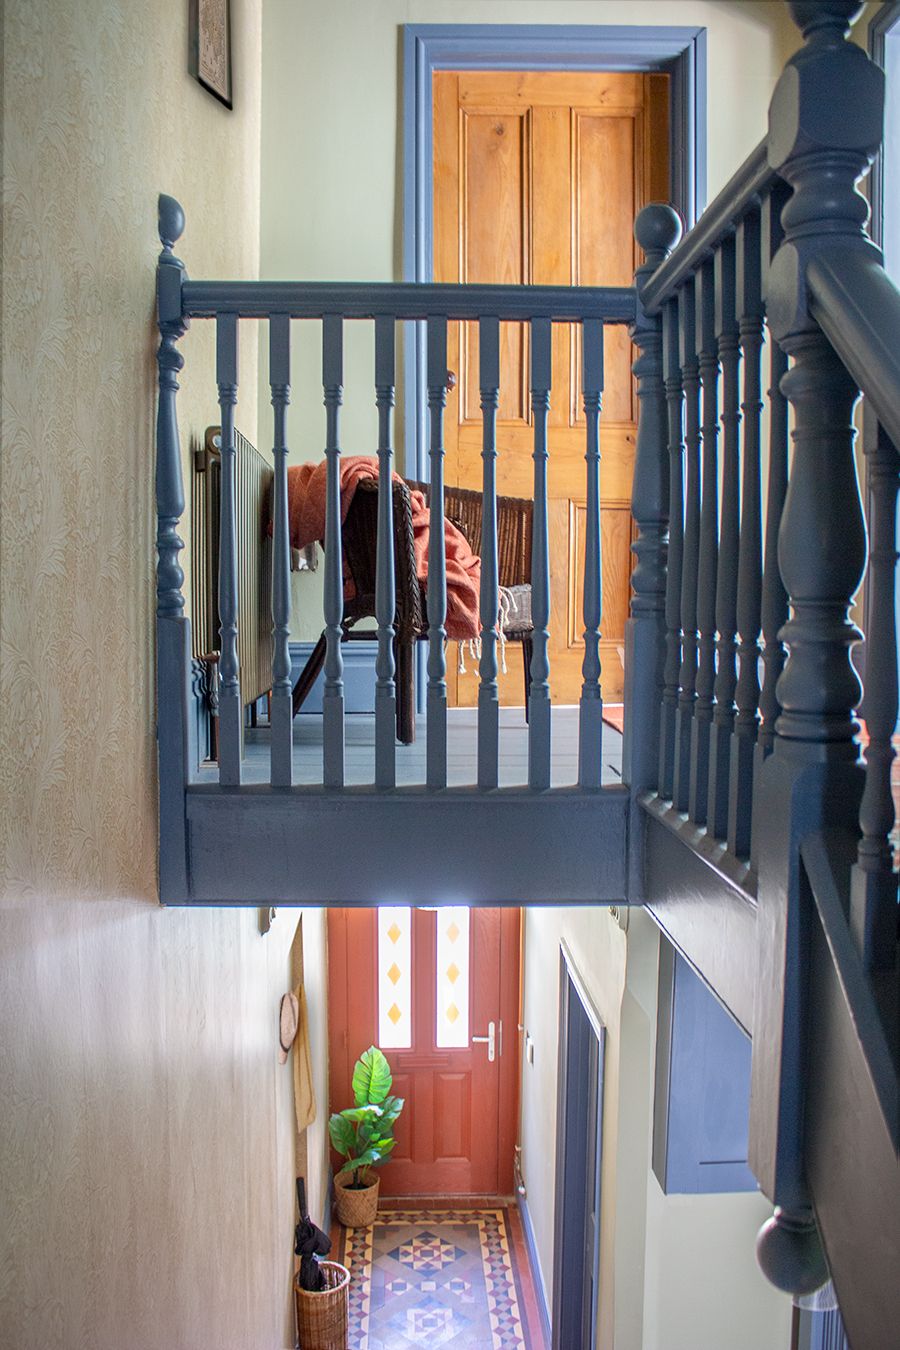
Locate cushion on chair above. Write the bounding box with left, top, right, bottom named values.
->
left=502, top=583, right=533, bottom=637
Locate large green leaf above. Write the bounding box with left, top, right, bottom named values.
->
left=352, top=1045, right=393, bottom=1106
left=340, top=1105, right=382, bottom=1124
left=328, top=1112, right=357, bottom=1159
left=343, top=1146, right=380, bottom=1173
left=378, top=1094, right=404, bottom=1130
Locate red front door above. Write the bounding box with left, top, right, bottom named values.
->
left=327, top=907, right=520, bottom=1196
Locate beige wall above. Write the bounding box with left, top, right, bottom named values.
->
left=0, top=3, right=325, bottom=1347
left=260, top=0, right=800, bottom=635
left=519, top=905, right=628, bottom=1346
left=520, top=908, right=792, bottom=1350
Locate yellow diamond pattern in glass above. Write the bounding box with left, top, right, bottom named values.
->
left=436, top=906, right=470, bottom=1049
left=379, top=907, right=411, bottom=1049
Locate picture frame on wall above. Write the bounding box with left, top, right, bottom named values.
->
left=189, top=0, right=233, bottom=110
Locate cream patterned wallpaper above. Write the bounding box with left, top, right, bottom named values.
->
left=0, top=4, right=318, bottom=1348
left=1, top=0, right=260, bottom=898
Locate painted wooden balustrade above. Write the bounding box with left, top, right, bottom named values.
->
left=629, top=141, right=787, bottom=878
left=624, top=6, right=899, bottom=1344
left=155, top=210, right=642, bottom=905
left=154, top=3, right=898, bottom=1337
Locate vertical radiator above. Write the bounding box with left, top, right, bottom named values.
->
left=191, top=424, right=274, bottom=708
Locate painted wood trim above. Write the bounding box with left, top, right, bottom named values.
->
left=402, top=20, right=707, bottom=478
left=552, top=950, right=605, bottom=1350
left=178, top=786, right=630, bottom=906
left=640, top=141, right=775, bottom=313
left=288, top=640, right=378, bottom=715
left=517, top=1192, right=552, bottom=1347
left=653, top=944, right=757, bottom=1195
left=642, top=798, right=757, bottom=1034
left=182, top=280, right=636, bottom=323
left=867, top=0, right=900, bottom=252
left=800, top=833, right=900, bottom=1347
left=807, top=248, right=900, bottom=453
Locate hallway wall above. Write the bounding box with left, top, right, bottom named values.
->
left=0, top=3, right=314, bottom=1348
left=520, top=909, right=793, bottom=1350
left=261, top=0, right=800, bottom=638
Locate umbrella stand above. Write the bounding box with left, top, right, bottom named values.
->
left=293, top=1176, right=350, bottom=1350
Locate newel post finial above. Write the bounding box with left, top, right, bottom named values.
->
left=158, top=193, right=186, bottom=257
left=623, top=203, right=681, bottom=800
left=787, top=1, right=864, bottom=43
left=767, top=0, right=883, bottom=341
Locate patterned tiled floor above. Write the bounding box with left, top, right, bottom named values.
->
left=337, top=1205, right=546, bottom=1349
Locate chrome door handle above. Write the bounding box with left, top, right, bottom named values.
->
left=472, top=1020, right=496, bottom=1062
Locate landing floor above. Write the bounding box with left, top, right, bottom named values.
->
left=197, top=704, right=624, bottom=790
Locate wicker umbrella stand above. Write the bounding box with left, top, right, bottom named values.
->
left=294, top=1261, right=350, bottom=1350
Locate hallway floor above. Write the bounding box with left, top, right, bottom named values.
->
left=334, top=1200, right=547, bottom=1349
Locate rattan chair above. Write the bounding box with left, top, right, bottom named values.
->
left=406, top=481, right=535, bottom=708
left=291, top=477, right=534, bottom=741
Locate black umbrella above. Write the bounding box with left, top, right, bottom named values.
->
left=294, top=1178, right=332, bottom=1292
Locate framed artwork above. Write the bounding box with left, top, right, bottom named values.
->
left=189, top=0, right=233, bottom=109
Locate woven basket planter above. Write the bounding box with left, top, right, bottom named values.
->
left=333, top=1169, right=380, bottom=1227
left=294, top=1261, right=350, bottom=1350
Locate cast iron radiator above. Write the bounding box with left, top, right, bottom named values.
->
left=191, top=424, right=274, bottom=709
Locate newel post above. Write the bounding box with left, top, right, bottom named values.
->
left=623, top=205, right=682, bottom=824
left=156, top=194, right=191, bottom=902
left=750, top=0, right=883, bottom=1294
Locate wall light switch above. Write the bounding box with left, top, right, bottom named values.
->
left=525, top=1034, right=535, bottom=1065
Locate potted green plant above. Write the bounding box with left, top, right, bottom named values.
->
left=329, top=1046, right=404, bottom=1227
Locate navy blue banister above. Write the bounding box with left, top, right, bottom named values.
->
left=807, top=249, right=900, bottom=453
left=181, top=280, right=636, bottom=323
left=640, top=140, right=774, bottom=314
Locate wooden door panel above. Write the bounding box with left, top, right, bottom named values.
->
left=575, top=113, right=638, bottom=425
left=457, top=69, right=644, bottom=111
left=434, top=1073, right=472, bottom=1160
left=435, top=69, right=668, bottom=705
left=389, top=1069, right=415, bottom=1165
left=448, top=424, right=637, bottom=500
left=461, top=110, right=530, bottom=425
left=327, top=907, right=519, bottom=1196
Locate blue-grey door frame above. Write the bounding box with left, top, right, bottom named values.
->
left=402, top=23, right=706, bottom=706
left=552, top=942, right=606, bottom=1349
left=402, top=21, right=707, bottom=479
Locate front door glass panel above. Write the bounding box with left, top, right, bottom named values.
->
left=435, top=905, right=471, bottom=1048
left=377, top=905, right=412, bottom=1049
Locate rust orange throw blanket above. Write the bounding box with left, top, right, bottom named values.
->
left=285, top=457, right=481, bottom=642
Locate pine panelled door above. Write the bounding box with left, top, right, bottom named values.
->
left=434, top=70, right=669, bottom=704
left=327, top=908, right=521, bottom=1196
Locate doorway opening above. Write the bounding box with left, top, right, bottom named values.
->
left=327, top=905, right=521, bottom=1198
left=327, top=904, right=547, bottom=1346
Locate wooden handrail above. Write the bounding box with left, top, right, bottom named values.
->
left=807, top=247, right=900, bottom=453
left=181, top=279, right=636, bottom=323
left=640, top=140, right=774, bottom=313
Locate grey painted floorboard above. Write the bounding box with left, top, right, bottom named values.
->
left=197, top=705, right=623, bottom=789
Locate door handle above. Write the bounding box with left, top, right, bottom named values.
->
left=472, top=1020, right=496, bottom=1062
